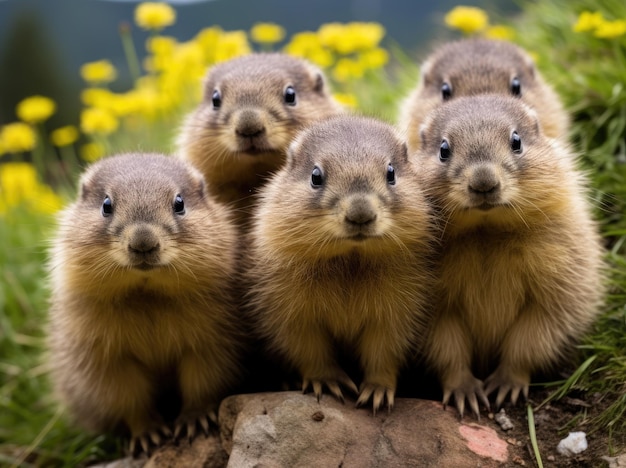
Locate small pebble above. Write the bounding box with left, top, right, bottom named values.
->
left=556, top=431, right=588, bottom=456
left=547, top=455, right=555, bottom=462
left=311, top=411, right=325, bottom=422
left=494, top=409, right=514, bottom=431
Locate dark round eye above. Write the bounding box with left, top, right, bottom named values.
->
left=101, top=196, right=113, bottom=217
left=212, top=90, right=221, bottom=108
left=441, top=82, right=452, bottom=100
left=386, top=164, right=396, bottom=185
left=439, top=139, right=451, bottom=162
left=511, top=131, right=522, bottom=154
left=284, top=86, right=296, bottom=105
left=174, top=194, right=185, bottom=214
left=311, top=165, right=323, bottom=187
left=510, top=77, right=521, bottom=97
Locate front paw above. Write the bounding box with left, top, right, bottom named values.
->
left=356, top=381, right=395, bottom=415
left=302, top=367, right=358, bottom=403
left=173, top=409, right=218, bottom=444
left=129, top=424, right=173, bottom=458
left=441, top=369, right=490, bottom=419
left=484, top=366, right=530, bottom=409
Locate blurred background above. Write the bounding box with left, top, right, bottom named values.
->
left=0, top=0, right=515, bottom=129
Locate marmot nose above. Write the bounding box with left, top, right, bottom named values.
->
left=128, top=227, right=160, bottom=254
left=236, top=110, right=266, bottom=137
left=468, top=166, right=500, bottom=194
left=345, top=198, right=377, bottom=226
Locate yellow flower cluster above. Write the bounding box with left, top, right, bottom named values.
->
left=251, top=23, right=285, bottom=44
left=81, top=60, right=118, bottom=85
left=16, top=95, right=56, bottom=124
left=0, top=162, right=62, bottom=215
left=0, top=122, right=37, bottom=154
left=73, top=6, right=391, bottom=144
left=573, top=11, right=626, bottom=39
left=444, top=6, right=515, bottom=40
left=135, top=2, right=176, bottom=31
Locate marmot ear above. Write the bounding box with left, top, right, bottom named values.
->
left=399, top=142, right=409, bottom=164
left=419, top=124, right=427, bottom=151
left=78, top=172, right=93, bottom=201
left=314, top=73, right=324, bottom=93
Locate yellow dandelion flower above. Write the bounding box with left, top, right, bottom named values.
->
left=572, top=11, right=604, bottom=33
left=135, top=2, right=176, bottom=31
left=81, top=88, right=114, bottom=109
left=358, top=47, right=389, bottom=69
left=333, top=93, right=358, bottom=108
left=80, top=60, right=117, bottom=84
left=16, top=95, right=56, bottom=124
left=195, top=26, right=223, bottom=63
left=319, top=22, right=385, bottom=55
left=80, top=108, right=119, bottom=135
left=594, top=19, right=626, bottom=39
left=444, top=6, right=489, bottom=34
left=250, top=22, right=286, bottom=44
left=0, top=122, right=37, bottom=153
left=484, top=24, right=515, bottom=41
left=0, top=162, right=62, bottom=215
left=284, top=32, right=334, bottom=68
left=215, top=31, right=251, bottom=63
left=50, top=126, right=79, bottom=147
left=80, top=142, right=105, bottom=163
left=147, top=35, right=177, bottom=57
left=318, top=23, right=345, bottom=50
left=332, top=58, right=365, bottom=83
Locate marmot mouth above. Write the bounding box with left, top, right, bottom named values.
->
left=131, top=262, right=159, bottom=271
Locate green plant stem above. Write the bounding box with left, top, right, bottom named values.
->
left=119, top=22, right=141, bottom=83
left=528, top=404, right=543, bottom=468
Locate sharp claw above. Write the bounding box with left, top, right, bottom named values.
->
left=468, top=394, right=480, bottom=419
left=372, top=389, right=385, bottom=413
left=174, top=423, right=183, bottom=441
left=342, top=377, right=359, bottom=396
left=386, top=389, right=395, bottom=413
left=455, top=395, right=465, bottom=419
left=442, top=390, right=452, bottom=408
left=149, top=431, right=161, bottom=446
left=478, top=391, right=491, bottom=412
left=511, top=387, right=521, bottom=405
left=199, top=415, right=210, bottom=436
left=495, top=387, right=508, bottom=410
left=313, top=381, right=322, bottom=401
left=140, top=436, right=150, bottom=457
left=523, top=385, right=529, bottom=402
left=208, top=410, right=218, bottom=425
left=302, top=379, right=310, bottom=393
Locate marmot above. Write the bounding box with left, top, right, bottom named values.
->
left=414, top=95, right=604, bottom=417
left=47, top=153, right=242, bottom=455
left=245, top=115, right=434, bottom=413
left=177, top=52, right=342, bottom=223
left=399, top=38, right=570, bottom=153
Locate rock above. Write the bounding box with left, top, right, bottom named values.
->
left=92, top=433, right=228, bottom=468
left=494, top=409, right=514, bottom=431
left=556, top=431, right=588, bottom=456
left=602, top=453, right=626, bottom=467
left=219, top=392, right=512, bottom=467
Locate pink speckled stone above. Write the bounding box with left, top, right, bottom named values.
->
left=459, top=423, right=509, bottom=462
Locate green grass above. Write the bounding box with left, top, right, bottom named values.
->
left=0, top=207, right=122, bottom=466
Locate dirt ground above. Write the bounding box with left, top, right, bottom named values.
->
left=487, top=387, right=626, bottom=467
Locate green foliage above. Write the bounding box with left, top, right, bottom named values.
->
left=0, top=207, right=121, bottom=466
left=513, top=0, right=626, bottom=441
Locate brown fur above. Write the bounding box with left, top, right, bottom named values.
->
left=414, top=95, right=605, bottom=417
left=47, top=153, right=241, bottom=454
left=399, top=38, right=570, bottom=153
left=245, top=115, right=434, bottom=412
left=177, top=52, right=342, bottom=223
